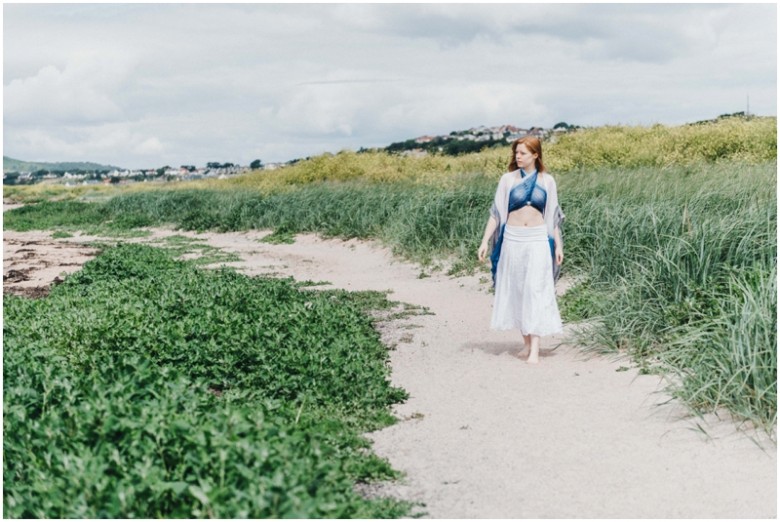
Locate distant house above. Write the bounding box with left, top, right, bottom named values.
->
left=499, top=125, right=521, bottom=134
left=506, top=130, right=529, bottom=142
left=263, top=163, right=285, bottom=171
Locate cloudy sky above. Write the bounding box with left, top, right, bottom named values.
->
left=3, top=3, right=777, bottom=169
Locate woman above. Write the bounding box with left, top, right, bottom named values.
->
left=477, top=137, right=564, bottom=364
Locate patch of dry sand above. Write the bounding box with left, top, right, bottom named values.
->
left=3, top=232, right=101, bottom=298
left=2, top=224, right=776, bottom=518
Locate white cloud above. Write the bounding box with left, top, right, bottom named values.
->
left=6, top=124, right=168, bottom=166
left=2, top=3, right=776, bottom=168
left=4, top=54, right=129, bottom=125
left=133, top=137, right=165, bottom=156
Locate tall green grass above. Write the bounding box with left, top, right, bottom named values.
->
left=560, top=161, right=776, bottom=430
left=5, top=176, right=495, bottom=268
left=660, top=265, right=776, bottom=424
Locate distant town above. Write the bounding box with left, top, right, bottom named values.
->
left=379, top=123, right=576, bottom=157
left=2, top=161, right=261, bottom=187
left=3, top=123, right=577, bottom=186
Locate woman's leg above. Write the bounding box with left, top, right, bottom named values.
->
left=527, top=335, right=540, bottom=364
left=518, top=334, right=531, bottom=358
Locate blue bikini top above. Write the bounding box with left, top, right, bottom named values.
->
left=508, top=170, right=546, bottom=215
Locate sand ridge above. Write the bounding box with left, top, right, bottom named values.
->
left=2, top=224, right=776, bottom=518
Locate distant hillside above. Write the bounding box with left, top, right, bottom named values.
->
left=3, top=156, right=123, bottom=173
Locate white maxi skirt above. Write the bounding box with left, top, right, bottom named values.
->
left=491, top=224, right=563, bottom=336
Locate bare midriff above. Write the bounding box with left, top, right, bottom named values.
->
left=507, top=206, right=544, bottom=227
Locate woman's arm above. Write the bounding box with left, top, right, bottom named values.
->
left=544, top=174, right=564, bottom=266
left=478, top=173, right=508, bottom=262
left=553, top=225, right=563, bottom=266
left=477, top=215, right=498, bottom=262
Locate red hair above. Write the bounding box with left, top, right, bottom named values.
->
left=508, top=136, right=546, bottom=173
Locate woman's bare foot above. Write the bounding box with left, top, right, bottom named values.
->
left=517, top=334, right=532, bottom=360
left=526, top=335, right=540, bottom=364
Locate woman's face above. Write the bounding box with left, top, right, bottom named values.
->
left=515, top=143, right=538, bottom=171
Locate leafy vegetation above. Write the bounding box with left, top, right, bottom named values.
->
left=145, top=235, right=242, bottom=266
left=3, top=244, right=417, bottom=517
left=259, top=228, right=298, bottom=244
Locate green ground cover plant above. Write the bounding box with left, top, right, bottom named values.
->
left=3, top=244, right=415, bottom=518
left=151, top=234, right=242, bottom=265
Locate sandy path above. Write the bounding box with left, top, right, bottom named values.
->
left=3, top=226, right=776, bottom=518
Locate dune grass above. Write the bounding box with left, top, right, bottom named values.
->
left=559, top=161, right=776, bottom=431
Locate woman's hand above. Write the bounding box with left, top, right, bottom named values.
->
left=555, top=247, right=564, bottom=266
left=479, top=216, right=498, bottom=263
left=478, top=242, right=489, bottom=262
